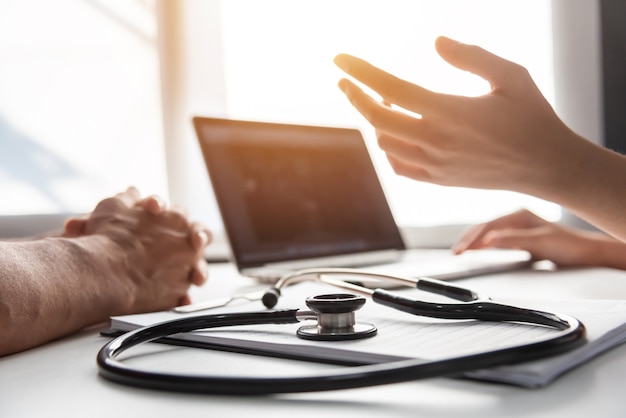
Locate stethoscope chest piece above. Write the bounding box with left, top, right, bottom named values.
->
left=297, top=293, right=377, bottom=341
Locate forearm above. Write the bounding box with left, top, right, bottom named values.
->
left=0, top=236, right=128, bottom=356
left=571, top=146, right=626, bottom=244
left=589, top=232, right=626, bottom=271
left=524, top=130, right=626, bottom=245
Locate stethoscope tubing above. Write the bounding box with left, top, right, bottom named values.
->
left=262, top=268, right=488, bottom=309
left=371, top=289, right=571, bottom=329
left=97, top=306, right=585, bottom=395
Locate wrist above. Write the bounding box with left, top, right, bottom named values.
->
left=520, top=128, right=593, bottom=206
left=551, top=141, right=626, bottom=242
left=65, top=235, right=136, bottom=317
left=592, top=234, right=626, bottom=271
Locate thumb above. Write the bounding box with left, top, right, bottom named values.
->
left=435, top=36, right=525, bottom=91
left=64, top=217, right=87, bottom=237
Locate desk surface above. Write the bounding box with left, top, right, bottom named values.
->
left=2, top=264, right=626, bottom=418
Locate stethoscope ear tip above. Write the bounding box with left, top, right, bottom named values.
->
left=262, top=287, right=281, bottom=309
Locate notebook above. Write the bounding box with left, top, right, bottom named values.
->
left=193, top=117, right=532, bottom=283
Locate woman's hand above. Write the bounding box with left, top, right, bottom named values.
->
left=453, top=209, right=626, bottom=270
left=334, top=36, right=626, bottom=244
left=334, top=36, right=596, bottom=199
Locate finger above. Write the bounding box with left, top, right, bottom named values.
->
left=377, top=133, right=438, bottom=180
left=337, top=79, right=433, bottom=141
left=63, top=217, right=87, bottom=237
left=335, top=54, right=447, bottom=115
left=138, top=267, right=193, bottom=311
left=119, top=186, right=141, bottom=199
left=452, top=224, right=492, bottom=254
left=190, top=222, right=212, bottom=251
left=453, top=213, right=532, bottom=254
left=178, top=294, right=192, bottom=307
left=114, top=186, right=141, bottom=208
left=136, top=195, right=167, bottom=215
left=454, top=209, right=550, bottom=254
left=377, top=131, right=430, bottom=163
left=160, top=207, right=191, bottom=236
left=189, top=259, right=209, bottom=286
left=487, top=209, right=547, bottom=230
left=434, top=36, right=529, bottom=92
left=483, top=229, right=549, bottom=259
left=146, top=207, right=190, bottom=237
left=385, top=154, right=432, bottom=183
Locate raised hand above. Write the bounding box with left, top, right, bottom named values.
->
left=334, top=36, right=626, bottom=243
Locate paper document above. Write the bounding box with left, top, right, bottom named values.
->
left=109, top=282, right=626, bottom=388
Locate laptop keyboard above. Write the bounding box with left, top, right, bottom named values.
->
left=244, top=249, right=531, bottom=284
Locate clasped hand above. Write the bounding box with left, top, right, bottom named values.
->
left=64, top=187, right=211, bottom=313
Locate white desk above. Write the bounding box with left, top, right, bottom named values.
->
left=2, top=264, right=626, bottom=418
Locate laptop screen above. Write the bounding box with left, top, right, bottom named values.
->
left=193, top=117, right=405, bottom=268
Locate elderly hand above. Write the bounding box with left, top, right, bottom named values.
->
left=63, top=187, right=211, bottom=313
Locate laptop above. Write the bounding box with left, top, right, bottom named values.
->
left=193, top=117, right=532, bottom=283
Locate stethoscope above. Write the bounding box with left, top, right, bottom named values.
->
left=97, top=268, right=586, bottom=395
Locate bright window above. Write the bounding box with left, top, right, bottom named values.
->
left=0, top=0, right=166, bottom=216
left=1, top=0, right=561, bottom=240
